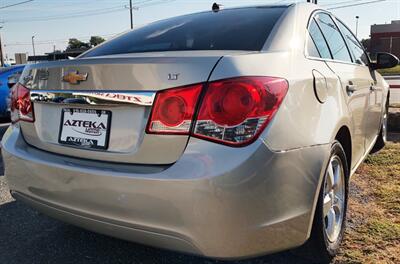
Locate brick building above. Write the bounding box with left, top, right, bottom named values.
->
left=370, top=20, right=400, bottom=58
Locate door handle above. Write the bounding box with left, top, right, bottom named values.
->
left=346, top=84, right=357, bottom=93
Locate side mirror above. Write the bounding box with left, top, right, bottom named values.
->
left=7, top=73, right=20, bottom=89
left=371, top=52, right=399, bottom=70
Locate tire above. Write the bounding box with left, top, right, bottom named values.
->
left=296, top=141, right=349, bottom=263
left=371, top=96, right=389, bottom=153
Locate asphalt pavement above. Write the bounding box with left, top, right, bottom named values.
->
left=0, top=122, right=306, bottom=264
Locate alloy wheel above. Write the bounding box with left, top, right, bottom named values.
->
left=323, top=155, right=346, bottom=243
left=382, top=107, right=388, bottom=143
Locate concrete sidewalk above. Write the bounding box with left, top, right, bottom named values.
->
left=384, top=75, right=400, bottom=104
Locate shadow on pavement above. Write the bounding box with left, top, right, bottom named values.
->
left=0, top=122, right=311, bottom=264
left=388, top=132, right=400, bottom=142
left=0, top=200, right=310, bottom=264
left=0, top=122, right=9, bottom=139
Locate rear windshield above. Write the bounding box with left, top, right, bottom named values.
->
left=82, top=7, right=286, bottom=57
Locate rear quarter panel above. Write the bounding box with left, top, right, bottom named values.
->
left=210, top=52, right=352, bottom=152
left=210, top=3, right=354, bottom=153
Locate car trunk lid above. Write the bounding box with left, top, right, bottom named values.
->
left=18, top=51, right=243, bottom=164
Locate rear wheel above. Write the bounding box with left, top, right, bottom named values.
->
left=298, top=141, right=349, bottom=263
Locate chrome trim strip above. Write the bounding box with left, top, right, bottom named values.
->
left=30, top=90, right=156, bottom=106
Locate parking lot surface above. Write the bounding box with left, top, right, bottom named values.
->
left=0, top=123, right=306, bottom=264
left=3, top=122, right=397, bottom=264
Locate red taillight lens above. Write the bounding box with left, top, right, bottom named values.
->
left=146, top=76, right=288, bottom=146
left=11, top=83, right=34, bottom=123
left=146, top=84, right=203, bottom=134
left=194, top=77, right=288, bottom=146
left=204, top=82, right=256, bottom=126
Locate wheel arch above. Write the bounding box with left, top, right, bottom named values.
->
left=334, top=126, right=352, bottom=175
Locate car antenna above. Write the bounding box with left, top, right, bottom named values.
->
left=212, top=3, right=223, bottom=12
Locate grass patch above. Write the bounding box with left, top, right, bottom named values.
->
left=378, top=65, right=400, bottom=75
left=334, top=141, right=400, bottom=263
left=365, top=143, right=400, bottom=166
left=375, top=183, right=400, bottom=215
left=363, top=143, right=400, bottom=215
left=365, top=219, right=400, bottom=241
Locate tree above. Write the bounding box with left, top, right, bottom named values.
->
left=66, top=38, right=90, bottom=51
left=360, top=38, right=370, bottom=51
left=89, top=36, right=105, bottom=47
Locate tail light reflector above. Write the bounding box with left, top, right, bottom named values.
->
left=146, top=84, right=202, bottom=134
left=146, top=77, right=288, bottom=146
left=194, top=77, right=288, bottom=146
left=11, top=83, right=34, bottom=123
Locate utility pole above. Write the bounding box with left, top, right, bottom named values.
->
left=127, top=0, right=139, bottom=29
left=130, top=0, right=133, bottom=29
left=0, top=36, right=4, bottom=67
left=355, top=16, right=360, bottom=38
left=31, top=35, right=36, bottom=63
left=0, top=0, right=33, bottom=66
left=0, top=26, right=4, bottom=66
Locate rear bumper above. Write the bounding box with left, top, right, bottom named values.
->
left=2, top=125, right=330, bottom=259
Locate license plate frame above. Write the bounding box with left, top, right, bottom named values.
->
left=58, top=108, right=112, bottom=150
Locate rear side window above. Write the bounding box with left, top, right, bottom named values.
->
left=314, top=13, right=352, bottom=62
left=336, top=20, right=369, bottom=65
left=308, top=19, right=331, bottom=59
left=306, top=33, right=321, bottom=58
left=83, top=7, right=286, bottom=57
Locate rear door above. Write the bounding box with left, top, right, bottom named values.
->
left=335, top=18, right=382, bottom=150
left=311, top=12, right=371, bottom=165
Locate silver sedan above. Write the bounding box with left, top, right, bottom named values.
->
left=2, top=3, right=398, bottom=263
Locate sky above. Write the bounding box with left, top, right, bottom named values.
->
left=0, top=0, right=399, bottom=60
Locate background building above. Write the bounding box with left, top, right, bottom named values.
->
left=370, top=20, right=400, bottom=58
left=27, top=48, right=87, bottom=63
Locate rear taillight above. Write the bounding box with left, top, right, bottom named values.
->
left=146, top=84, right=203, bottom=134
left=146, top=77, right=288, bottom=146
left=194, top=77, right=288, bottom=146
left=11, top=83, right=34, bottom=123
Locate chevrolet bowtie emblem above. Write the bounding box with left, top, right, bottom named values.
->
left=62, top=71, right=88, bottom=85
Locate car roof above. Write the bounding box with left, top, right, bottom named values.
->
left=0, top=65, right=25, bottom=75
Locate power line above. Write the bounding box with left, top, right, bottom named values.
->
left=4, top=33, right=120, bottom=46
left=138, top=0, right=175, bottom=7
left=0, top=0, right=34, bottom=10
left=2, top=6, right=126, bottom=23
left=124, top=0, right=165, bottom=29
left=3, top=1, right=177, bottom=45
left=2, top=0, right=175, bottom=23
left=327, top=0, right=386, bottom=10
left=322, top=0, right=366, bottom=7
left=0, top=0, right=35, bottom=66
